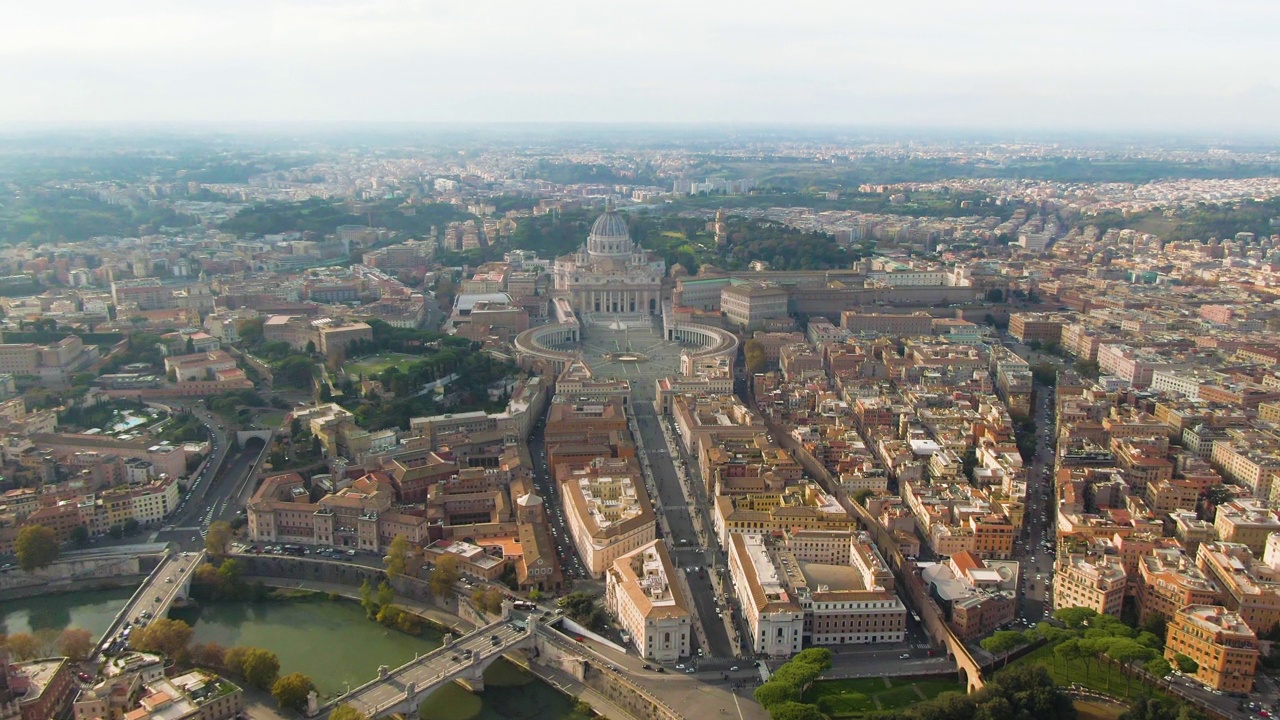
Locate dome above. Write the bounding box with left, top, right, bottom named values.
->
left=587, top=199, right=634, bottom=259
left=590, top=209, right=630, bottom=240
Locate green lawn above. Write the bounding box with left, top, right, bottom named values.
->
left=806, top=677, right=964, bottom=718
left=255, top=411, right=286, bottom=429
left=343, top=352, right=421, bottom=376
left=1002, top=643, right=1167, bottom=704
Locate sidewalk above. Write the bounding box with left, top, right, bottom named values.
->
left=531, top=664, right=647, bottom=720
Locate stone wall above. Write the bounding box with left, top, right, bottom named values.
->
left=230, top=554, right=490, bottom=630
left=0, top=552, right=165, bottom=600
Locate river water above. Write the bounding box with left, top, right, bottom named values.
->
left=0, top=589, right=585, bottom=720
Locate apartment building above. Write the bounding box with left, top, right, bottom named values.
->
left=1053, top=554, right=1127, bottom=616
left=784, top=530, right=907, bottom=646
left=1213, top=500, right=1280, bottom=554
left=1135, top=548, right=1222, bottom=624
left=1210, top=429, right=1280, bottom=500
left=727, top=533, right=805, bottom=658
left=839, top=312, right=933, bottom=336
left=1165, top=605, right=1260, bottom=694
left=1197, top=541, right=1280, bottom=637
left=558, top=457, right=655, bottom=577
left=1008, top=313, right=1065, bottom=344
left=604, top=540, right=691, bottom=662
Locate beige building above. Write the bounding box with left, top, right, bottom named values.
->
left=1214, top=500, right=1280, bottom=554
left=784, top=530, right=907, bottom=646
left=558, top=457, right=656, bottom=578
left=1053, top=554, right=1127, bottom=617
left=1196, top=541, right=1280, bottom=638
left=1135, top=547, right=1222, bottom=624
left=721, top=284, right=790, bottom=330
left=605, top=540, right=691, bottom=662
left=1165, top=605, right=1259, bottom=693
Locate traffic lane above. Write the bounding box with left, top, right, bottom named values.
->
left=634, top=407, right=734, bottom=656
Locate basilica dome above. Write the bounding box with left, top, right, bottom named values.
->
left=587, top=199, right=634, bottom=258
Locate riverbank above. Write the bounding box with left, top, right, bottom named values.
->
left=242, top=575, right=474, bottom=635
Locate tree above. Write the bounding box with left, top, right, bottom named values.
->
left=359, top=579, right=378, bottom=619
left=205, top=521, right=233, bottom=555
left=384, top=534, right=412, bottom=578
left=70, top=525, right=90, bottom=546
left=472, top=587, right=504, bottom=615
left=1173, top=652, right=1199, bottom=675
left=272, top=672, right=315, bottom=712
left=1144, top=656, right=1172, bottom=681
left=428, top=554, right=460, bottom=597
left=329, top=705, right=370, bottom=720
left=15, top=525, right=59, bottom=572
left=376, top=581, right=395, bottom=610
left=852, top=488, right=875, bottom=507
left=528, top=588, right=544, bottom=602
left=191, top=641, right=227, bottom=670
left=754, top=681, right=801, bottom=708
left=5, top=632, right=41, bottom=660
left=240, top=647, right=281, bottom=689
left=980, top=630, right=1029, bottom=667
left=57, top=628, right=93, bottom=661
left=123, top=518, right=140, bottom=535
left=744, top=339, right=766, bottom=374
left=1054, top=639, right=1088, bottom=679
left=130, top=618, right=194, bottom=660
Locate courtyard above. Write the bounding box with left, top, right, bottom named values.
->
left=575, top=322, right=687, bottom=398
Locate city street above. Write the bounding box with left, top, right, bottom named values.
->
left=577, top=323, right=737, bottom=659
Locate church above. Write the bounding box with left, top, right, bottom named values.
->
left=553, top=200, right=665, bottom=325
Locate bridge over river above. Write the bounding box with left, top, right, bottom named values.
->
left=92, top=549, right=205, bottom=660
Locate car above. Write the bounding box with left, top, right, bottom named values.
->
left=900, top=653, right=910, bottom=659
left=685, top=666, right=695, bottom=674
left=575, top=636, right=585, bottom=642
left=676, top=663, right=685, bottom=669
left=154, top=596, right=162, bottom=602
left=656, top=666, right=666, bottom=673
left=642, top=663, right=653, bottom=670
left=77, top=672, right=92, bottom=682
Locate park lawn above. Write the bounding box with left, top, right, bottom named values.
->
left=255, top=411, right=286, bottom=429
left=807, top=677, right=964, bottom=718
left=344, top=352, right=421, bottom=376
left=1002, top=642, right=1167, bottom=704
left=1073, top=700, right=1127, bottom=720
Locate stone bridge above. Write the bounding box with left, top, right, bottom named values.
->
left=92, top=550, right=206, bottom=660
left=320, top=617, right=537, bottom=718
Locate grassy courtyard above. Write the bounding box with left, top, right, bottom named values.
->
left=1002, top=642, right=1167, bottom=704
left=343, top=352, right=422, bottom=377
left=805, top=677, right=963, bottom=718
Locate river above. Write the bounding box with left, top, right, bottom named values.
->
left=0, top=589, right=586, bottom=720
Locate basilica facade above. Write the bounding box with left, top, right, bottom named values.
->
left=553, top=201, right=665, bottom=323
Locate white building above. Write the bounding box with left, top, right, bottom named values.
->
left=605, top=540, right=691, bottom=662
left=728, top=533, right=805, bottom=658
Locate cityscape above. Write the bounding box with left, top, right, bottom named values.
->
left=1, top=4, right=1280, bottom=720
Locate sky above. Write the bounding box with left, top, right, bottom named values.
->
left=3, top=0, right=1278, bottom=135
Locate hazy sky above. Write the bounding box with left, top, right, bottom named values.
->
left=4, top=0, right=1278, bottom=134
